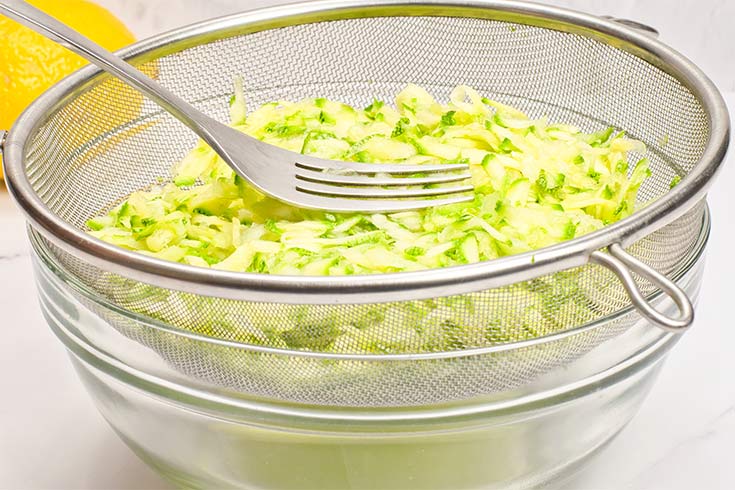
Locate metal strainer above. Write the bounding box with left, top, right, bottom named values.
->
left=4, top=0, right=729, bottom=407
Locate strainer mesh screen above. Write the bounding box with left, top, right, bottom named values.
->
left=24, top=15, right=709, bottom=406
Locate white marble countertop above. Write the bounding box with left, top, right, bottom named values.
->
left=0, top=2, right=733, bottom=485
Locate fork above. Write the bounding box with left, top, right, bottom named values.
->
left=0, top=0, right=473, bottom=213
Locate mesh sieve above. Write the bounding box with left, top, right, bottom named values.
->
left=4, top=1, right=729, bottom=406
left=31, top=211, right=708, bottom=407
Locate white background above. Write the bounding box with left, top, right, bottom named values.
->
left=1, top=1, right=733, bottom=489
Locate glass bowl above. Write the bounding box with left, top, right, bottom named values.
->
left=28, top=206, right=709, bottom=489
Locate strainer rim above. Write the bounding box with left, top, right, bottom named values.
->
left=3, top=0, right=730, bottom=304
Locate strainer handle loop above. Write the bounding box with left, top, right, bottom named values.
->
left=0, top=129, right=7, bottom=156
left=602, top=16, right=660, bottom=38
left=0, top=129, right=6, bottom=180
left=591, top=243, right=693, bottom=332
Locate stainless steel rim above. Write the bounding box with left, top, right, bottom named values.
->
left=3, top=0, right=730, bottom=305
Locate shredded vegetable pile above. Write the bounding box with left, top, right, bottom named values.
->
left=87, top=83, right=650, bottom=275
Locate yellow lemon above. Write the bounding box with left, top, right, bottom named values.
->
left=0, top=0, right=135, bottom=178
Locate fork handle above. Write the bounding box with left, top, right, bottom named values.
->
left=0, top=0, right=225, bottom=144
